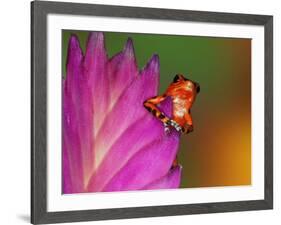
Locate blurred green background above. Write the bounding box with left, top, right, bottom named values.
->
left=62, top=30, right=251, bottom=188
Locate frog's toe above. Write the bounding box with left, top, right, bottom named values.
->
left=174, top=125, right=182, bottom=132
left=164, top=123, right=171, bottom=134
left=174, top=123, right=181, bottom=130
left=164, top=126, right=171, bottom=134
left=182, top=124, right=193, bottom=134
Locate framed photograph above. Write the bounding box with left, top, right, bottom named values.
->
left=31, top=0, right=273, bottom=224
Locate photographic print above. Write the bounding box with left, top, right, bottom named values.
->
left=62, top=31, right=251, bottom=194
left=32, top=1, right=273, bottom=223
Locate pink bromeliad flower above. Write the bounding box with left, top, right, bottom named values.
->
left=63, top=32, right=181, bottom=194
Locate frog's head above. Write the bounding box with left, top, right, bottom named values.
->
left=173, top=74, right=200, bottom=95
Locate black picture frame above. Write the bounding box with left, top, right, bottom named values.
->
left=31, top=0, right=273, bottom=224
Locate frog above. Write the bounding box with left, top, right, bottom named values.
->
left=143, top=74, right=200, bottom=134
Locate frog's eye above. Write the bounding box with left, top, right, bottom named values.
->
left=173, top=74, right=182, bottom=83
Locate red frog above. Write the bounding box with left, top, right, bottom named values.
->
left=143, top=74, right=200, bottom=134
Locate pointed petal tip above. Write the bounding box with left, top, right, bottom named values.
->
left=67, top=34, right=82, bottom=53
left=68, top=34, right=79, bottom=46
left=84, top=32, right=108, bottom=65
left=88, top=31, right=104, bottom=42
left=141, top=54, right=160, bottom=75
left=148, top=54, right=160, bottom=69
left=151, top=54, right=159, bottom=64
left=123, top=37, right=136, bottom=59
left=152, top=53, right=159, bottom=60
left=109, top=37, right=135, bottom=62
left=125, top=37, right=133, bottom=49
left=86, top=32, right=106, bottom=53
left=66, top=34, right=83, bottom=68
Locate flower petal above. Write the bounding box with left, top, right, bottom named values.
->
left=87, top=115, right=162, bottom=191
left=63, top=35, right=85, bottom=193
left=87, top=97, right=175, bottom=192
left=102, top=128, right=180, bottom=191
left=93, top=55, right=160, bottom=171
left=108, top=38, right=138, bottom=110
left=84, top=32, right=109, bottom=136
left=143, top=166, right=182, bottom=190
left=63, top=34, right=97, bottom=192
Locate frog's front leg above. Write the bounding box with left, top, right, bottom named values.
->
left=182, top=112, right=194, bottom=134
left=143, top=95, right=169, bottom=123
left=143, top=95, right=181, bottom=131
